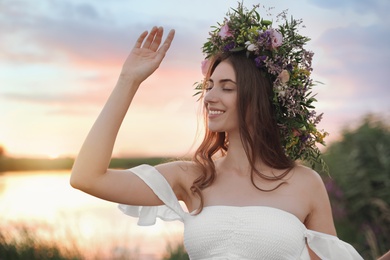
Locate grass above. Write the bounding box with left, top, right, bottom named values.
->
left=0, top=220, right=188, bottom=260
left=0, top=222, right=83, bottom=260
left=162, top=243, right=189, bottom=260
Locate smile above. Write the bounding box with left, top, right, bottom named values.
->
left=209, top=110, right=225, bottom=115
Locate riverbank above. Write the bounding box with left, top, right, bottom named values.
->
left=0, top=157, right=171, bottom=172
left=0, top=170, right=185, bottom=259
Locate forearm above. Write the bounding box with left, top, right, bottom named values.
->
left=70, top=76, right=139, bottom=189
left=70, top=26, right=175, bottom=191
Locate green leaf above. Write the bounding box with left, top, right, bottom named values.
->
left=261, top=19, right=272, bottom=26
left=229, top=46, right=246, bottom=52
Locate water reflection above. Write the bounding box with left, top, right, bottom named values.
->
left=0, top=171, right=183, bottom=259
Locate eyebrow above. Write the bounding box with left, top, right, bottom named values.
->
left=208, top=78, right=237, bottom=84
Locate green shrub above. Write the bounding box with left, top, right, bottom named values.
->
left=162, top=242, right=189, bottom=260
left=322, top=115, right=390, bottom=259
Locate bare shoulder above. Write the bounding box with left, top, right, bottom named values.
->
left=155, top=160, right=201, bottom=200
left=155, top=160, right=201, bottom=179
left=290, top=164, right=324, bottom=189
left=292, top=164, right=336, bottom=235
left=290, top=164, right=328, bottom=208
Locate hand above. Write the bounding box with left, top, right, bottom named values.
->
left=120, top=26, right=175, bottom=85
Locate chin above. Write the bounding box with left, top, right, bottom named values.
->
left=207, top=124, right=231, bottom=133
left=207, top=126, right=224, bottom=133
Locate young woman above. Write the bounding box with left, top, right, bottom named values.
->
left=71, top=4, right=363, bottom=259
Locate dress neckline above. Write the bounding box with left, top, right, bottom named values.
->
left=192, top=205, right=306, bottom=227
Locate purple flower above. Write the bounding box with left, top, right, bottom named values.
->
left=258, top=29, right=283, bottom=50
left=223, top=42, right=235, bottom=52
left=300, top=135, right=310, bottom=142
left=258, top=30, right=271, bottom=47
left=254, top=55, right=267, bottom=68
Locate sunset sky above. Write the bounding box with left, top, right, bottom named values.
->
left=1, top=0, right=389, bottom=159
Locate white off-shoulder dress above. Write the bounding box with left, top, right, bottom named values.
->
left=118, top=165, right=363, bottom=260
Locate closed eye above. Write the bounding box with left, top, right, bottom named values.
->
left=205, top=79, right=236, bottom=92
left=204, top=81, right=213, bottom=91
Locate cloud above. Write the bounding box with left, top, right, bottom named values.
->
left=0, top=66, right=199, bottom=117
left=0, top=0, right=207, bottom=119
left=0, top=0, right=207, bottom=71
left=315, top=23, right=389, bottom=103
left=308, top=0, right=390, bottom=18
left=312, top=25, right=390, bottom=144
left=1, top=90, right=104, bottom=108
left=308, top=0, right=390, bottom=110
left=1, top=14, right=131, bottom=68
left=302, top=0, right=390, bottom=141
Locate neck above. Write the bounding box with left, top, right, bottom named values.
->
left=221, top=131, right=253, bottom=174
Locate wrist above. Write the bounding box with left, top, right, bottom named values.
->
left=118, top=72, right=139, bottom=84
left=116, top=74, right=141, bottom=91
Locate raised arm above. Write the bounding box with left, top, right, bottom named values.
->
left=70, top=27, right=180, bottom=205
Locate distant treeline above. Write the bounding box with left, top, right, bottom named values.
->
left=0, top=157, right=171, bottom=172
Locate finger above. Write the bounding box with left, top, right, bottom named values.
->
left=157, top=29, right=175, bottom=56
left=142, top=26, right=158, bottom=49
left=134, top=30, right=148, bottom=49
left=149, top=27, right=163, bottom=52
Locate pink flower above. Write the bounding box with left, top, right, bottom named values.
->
left=218, top=24, right=233, bottom=39
left=292, top=128, right=301, bottom=137
left=201, top=59, right=211, bottom=76
left=270, top=29, right=283, bottom=49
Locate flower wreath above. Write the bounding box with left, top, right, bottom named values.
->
left=195, top=3, right=328, bottom=169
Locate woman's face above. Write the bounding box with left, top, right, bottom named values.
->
left=204, top=61, right=239, bottom=134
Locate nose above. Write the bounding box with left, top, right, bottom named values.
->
left=204, top=87, right=219, bottom=105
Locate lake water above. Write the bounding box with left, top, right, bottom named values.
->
left=0, top=170, right=184, bottom=259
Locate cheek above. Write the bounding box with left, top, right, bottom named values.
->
left=230, top=96, right=239, bottom=118
left=229, top=93, right=238, bottom=108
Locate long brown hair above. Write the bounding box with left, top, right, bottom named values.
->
left=192, top=52, right=295, bottom=213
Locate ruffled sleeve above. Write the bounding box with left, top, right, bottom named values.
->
left=300, top=229, right=363, bottom=260
left=118, top=164, right=187, bottom=226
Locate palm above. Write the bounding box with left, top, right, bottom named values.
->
left=121, top=27, right=175, bottom=84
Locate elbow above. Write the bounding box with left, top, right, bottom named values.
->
left=69, top=175, right=79, bottom=189
left=69, top=167, right=102, bottom=195
left=69, top=160, right=106, bottom=193
left=69, top=171, right=82, bottom=190
left=69, top=168, right=90, bottom=191
left=69, top=175, right=93, bottom=193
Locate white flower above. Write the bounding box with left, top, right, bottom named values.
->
left=278, top=90, right=286, bottom=97
left=275, top=84, right=286, bottom=97
left=245, top=41, right=257, bottom=52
